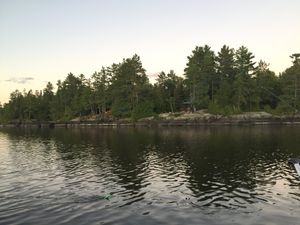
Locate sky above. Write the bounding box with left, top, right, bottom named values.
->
left=0, top=0, right=300, bottom=104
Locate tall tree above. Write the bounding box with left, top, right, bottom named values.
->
left=9, top=90, right=24, bottom=120
left=92, top=67, right=110, bottom=114
left=255, top=60, right=280, bottom=109
left=50, top=80, right=64, bottom=120
left=279, top=54, right=300, bottom=112
left=215, top=45, right=236, bottom=107
left=185, top=45, right=216, bottom=110
left=155, top=70, right=185, bottom=113
left=51, top=73, right=83, bottom=120
left=40, top=82, right=54, bottom=120
left=110, top=54, right=153, bottom=118
left=23, top=90, right=32, bottom=120
left=75, top=74, right=93, bottom=116
left=233, top=46, right=257, bottom=111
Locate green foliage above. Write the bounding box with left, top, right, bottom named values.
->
left=184, top=45, right=217, bottom=110
left=208, top=102, right=241, bottom=115
left=91, top=67, right=110, bottom=114
left=278, top=59, right=300, bottom=112
left=111, top=99, right=131, bottom=118
left=207, top=102, right=222, bottom=115
left=215, top=79, right=233, bottom=107
left=216, top=45, right=236, bottom=82
left=214, top=45, right=236, bottom=107
left=232, top=46, right=257, bottom=111
left=155, top=70, right=186, bottom=113
left=275, top=102, right=295, bottom=114
left=131, top=101, right=154, bottom=121
left=1, top=49, right=300, bottom=124
left=109, top=54, right=150, bottom=118
left=255, top=61, right=281, bottom=109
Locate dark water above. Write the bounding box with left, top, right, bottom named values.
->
left=1, top=127, right=300, bottom=225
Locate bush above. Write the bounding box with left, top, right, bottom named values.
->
left=131, top=101, right=154, bottom=121
left=111, top=100, right=131, bottom=118
left=275, top=103, right=295, bottom=115
left=208, top=102, right=241, bottom=116
left=208, top=102, right=222, bottom=115
left=223, top=105, right=241, bottom=115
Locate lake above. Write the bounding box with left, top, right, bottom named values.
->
left=0, top=126, right=300, bottom=225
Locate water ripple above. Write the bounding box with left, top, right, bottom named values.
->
left=1, top=127, right=300, bottom=225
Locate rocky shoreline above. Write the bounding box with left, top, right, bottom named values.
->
left=2, top=111, right=300, bottom=128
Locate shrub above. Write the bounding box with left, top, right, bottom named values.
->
left=208, top=102, right=241, bottom=116
left=275, top=103, right=295, bottom=115
left=131, top=101, right=154, bottom=121
left=111, top=100, right=131, bottom=118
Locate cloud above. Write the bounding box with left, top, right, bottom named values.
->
left=5, top=77, right=34, bottom=84
left=147, top=73, right=159, bottom=78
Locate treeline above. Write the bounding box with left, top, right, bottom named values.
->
left=0, top=45, right=300, bottom=122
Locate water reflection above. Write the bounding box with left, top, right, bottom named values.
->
left=1, top=127, right=300, bottom=224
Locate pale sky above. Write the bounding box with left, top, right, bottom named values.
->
left=1, top=0, right=300, bottom=104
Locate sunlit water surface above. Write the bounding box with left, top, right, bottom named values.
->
left=1, top=127, right=300, bottom=225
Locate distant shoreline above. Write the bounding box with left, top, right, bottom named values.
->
left=2, top=112, right=300, bottom=128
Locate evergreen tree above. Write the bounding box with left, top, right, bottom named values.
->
left=8, top=90, right=24, bottom=120
left=91, top=67, right=110, bottom=114
left=110, top=54, right=153, bottom=118
left=155, top=70, right=185, bottom=113
left=1, top=48, right=300, bottom=123
left=233, top=46, right=257, bottom=111
left=41, top=82, right=54, bottom=120
left=51, top=74, right=83, bottom=120
left=278, top=54, right=300, bottom=112
left=255, top=61, right=280, bottom=109
left=185, top=45, right=216, bottom=110
left=215, top=45, right=236, bottom=107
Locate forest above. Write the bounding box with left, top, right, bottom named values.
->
left=0, top=45, right=300, bottom=122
